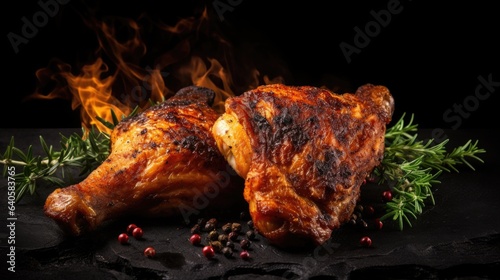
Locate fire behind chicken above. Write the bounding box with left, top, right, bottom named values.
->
left=44, top=86, right=243, bottom=236
left=212, top=84, right=394, bottom=247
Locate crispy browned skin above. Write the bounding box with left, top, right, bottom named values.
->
left=44, top=86, right=239, bottom=236
left=212, top=83, right=394, bottom=247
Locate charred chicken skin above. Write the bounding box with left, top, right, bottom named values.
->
left=212, top=83, right=394, bottom=247
left=44, top=86, right=240, bottom=236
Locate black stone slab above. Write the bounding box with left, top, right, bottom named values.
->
left=1, top=128, right=499, bottom=279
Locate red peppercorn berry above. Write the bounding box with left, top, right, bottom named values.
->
left=360, top=236, right=372, bottom=247
left=126, top=223, right=138, bottom=234
left=364, top=205, right=375, bottom=217
left=382, top=190, right=393, bottom=202
left=374, top=218, right=383, bottom=230
left=144, top=246, right=156, bottom=257
left=132, top=227, right=144, bottom=239
left=189, top=234, right=202, bottom=245
left=202, top=245, right=215, bottom=259
left=118, top=233, right=129, bottom=244
left=240, top=250, right=250, bottom=260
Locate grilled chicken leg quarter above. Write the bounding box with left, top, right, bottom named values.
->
left=44, top=86, right=241, bottom=236
left=212, top=84, right=394, bottom=247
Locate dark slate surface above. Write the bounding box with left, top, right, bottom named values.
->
left=1, top=128, right=499, bottom=280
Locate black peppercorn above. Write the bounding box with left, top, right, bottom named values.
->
left=207, top=218, right=217, bottom=226
left=351, top=213, right=358, bottom=221
left=210, top=241, right=223, bottom=252
left=218, top=234, right=229, bottom=244
left=208, top=230, right=219, bottom=241
left=247, top=220, right=254, bottom=229
left=204, top=222, right=215, bottom=232
left=231, top=223, right=242, bottom=233
left=222, top=247, right=233, bottom=258
left=240, top=239, right=251, bottom=250
left=225, top=241, right=235, bottom=249
left=246, top=230, right=256, bottom=240
left=228, top=231, right=238, bottom=241
left=222, top=223, right=232, bottom=233
left=360, top=219, right=368, bottom=228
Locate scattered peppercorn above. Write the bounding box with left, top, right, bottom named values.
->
left=225, top=241, right=235, bottom=249
left=382, top=190, right=393, bottom=202
left=228, top=231, right=239, bottom=241
left=374, top=219, right=383, bottom=230
left=359, top=219, right=368, bottom=228
left=144, top=246, right=156, bottom=257
left=126, top=224, right=138, bottom=234
left=222, top=223, right=232, bottom=233
left=189, top=234, right=202, bottom=245
left=207, top=230, right=219, bottom=241
left=202, top=245, right=215, bottom=259
left=218, top=234, right=229, bottom=244
left=351, top=213, right=358, bottom=221
left=240, top=239, right=251, bottom=250
left=366, top=173, right=377, bottom=183
left=246, top=230, right=256, bottom=240
left=132, top=227, right=144, bottom=239
left=222, top=247, right=233, bottom=258
left=364, top=205, right=375, bottom=217
left=210, top=241, right=223, bottom=253
left=118, top=233, right=129, bottom=244
left=247, top=220, right=254, bottom=229
left=240, top=250, right=250, bottom=260
left=360, top=236, right=372, bottom=247
left=231, top=223, right=242, bottom=233
left=207, top=218, right=218, bottom=227
left=204, top=222, right=215, bottom=232
left=188, top=216, right=264, bottom=260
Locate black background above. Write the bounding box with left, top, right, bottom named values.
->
left=2, top=0, right=499, bottom=130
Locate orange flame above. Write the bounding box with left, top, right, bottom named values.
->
left=29, top=7, right=283, bottom=135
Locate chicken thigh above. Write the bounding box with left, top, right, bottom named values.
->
left=212, top=83, right=394, bottom=247
left=44, top=86, right=240, bottom=236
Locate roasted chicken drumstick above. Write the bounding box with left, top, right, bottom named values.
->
left=44, top=86, right=240, bottom=236
left=212, top=83, right=394, bottom=247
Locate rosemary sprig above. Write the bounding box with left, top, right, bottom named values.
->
left=1, top=127, right=111, bottom=202
left=375, top=113, right=486, bottom=230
